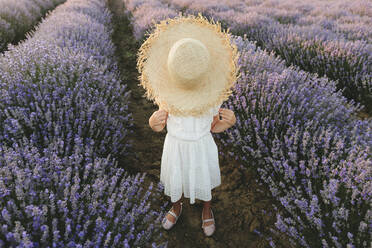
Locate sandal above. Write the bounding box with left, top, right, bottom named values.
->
left=201, top=207, right=215, bottom=236
left=162, top=202, right=183, bottom=230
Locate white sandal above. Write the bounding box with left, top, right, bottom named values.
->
left=162, top=202, right=183, bottom=230
left=201, top=207, right=215, bottom=236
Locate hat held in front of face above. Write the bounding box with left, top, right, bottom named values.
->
left=136, top=12, right=241, bottom=117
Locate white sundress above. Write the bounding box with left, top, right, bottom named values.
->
left=160, top=104, right=222, bottom=204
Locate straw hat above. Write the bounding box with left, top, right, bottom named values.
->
left=136, top=12, right=241, bottom=117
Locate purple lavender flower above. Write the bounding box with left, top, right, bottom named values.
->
left=0, top=0, right=67, bottom=52
left=0, top=0, right=134, bottom=160
left=0, top=139, right=167, bottom=247
left=211, top=34, right=371, bottom=247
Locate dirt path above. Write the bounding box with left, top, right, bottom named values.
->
left=107, top=0, right=297, bottom=247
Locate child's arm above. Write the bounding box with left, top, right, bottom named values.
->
left=211, top=108, right=236, bottom=133
left=149, top=109, right=168, bottom=132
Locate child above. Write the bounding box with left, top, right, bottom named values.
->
left=149, top=104, right=236, bottom=236
left=136, top=13, right=240, bottom=236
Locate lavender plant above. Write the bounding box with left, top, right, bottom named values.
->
left=0, top=39, right=133, bottom=159
left=168, top=0, right=372, bottom=42
left=26, top=0, right=118, bottom=72
left=0, top=0, right=134, bottom=160
left=297, top=15, right=372, bottom=43
left=122, top=0, right=178, bottom=41
left=214, top=35, right=372, bottom=247
left=243, top=0, right=372, bottom=43
left=0, top=0, right=66, bottom=52
left=0, top=138, right=168, bottom=247
left=54, top=0, right=113, bottom=27
left=255, top=25, right=372, bottom=115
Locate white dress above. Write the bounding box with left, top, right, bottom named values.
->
left=160, top=104, right=222, bottom=204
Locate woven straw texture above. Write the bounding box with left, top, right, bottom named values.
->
left=136, top=12, right=241, bottom=117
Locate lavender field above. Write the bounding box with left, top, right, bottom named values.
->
left=0, top=0, right=371, bottom=247
left=0, top=0, right=67, bottom=52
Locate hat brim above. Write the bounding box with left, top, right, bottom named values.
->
left=137, top=12, right=240, bottom=117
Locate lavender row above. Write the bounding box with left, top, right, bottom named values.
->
left=166, top=0, right=372, bottom=43
left=165, top=0, right=372, bottom=114
left=123, top=0, right=178, bottom=42
left=0, top=0, right=167, bottom=246
left=0, top=139, right=168, bottom=248
left=26, top=0, right=119, bottom=72
left=243, top=0, right=372, bottom=43
left=0, top=0, right=66, bottom=52
left=0, top=0, right=133, bottom=160
left=214, top=35, right=372, bottom=248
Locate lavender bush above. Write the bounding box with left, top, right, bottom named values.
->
left=26, top=0, right=118, bottom=71
left=0, top=138, right=168, bottom=247
left=0, top=0, right=134, bottom=160
left=167, top=0, right=372, bottom=43
left=0, top=40, right=133, bottom=159
left=297, top=15, right=372, bottom=43
left=0, top=0, right=66, bottom=52
left=244, top=0, right=372, bottom=43
left=214, top=35, right=372, bottom=247
left=123, top=0, right=178, bottom=41
left=53, top=0, right=113, bottom=27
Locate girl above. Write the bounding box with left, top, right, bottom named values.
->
left=136, top=12, right=240, bottom=237
left=149, top=105, right=236, bottom=236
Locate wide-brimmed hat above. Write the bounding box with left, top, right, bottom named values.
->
left=136, top=12, right=241, bottom=117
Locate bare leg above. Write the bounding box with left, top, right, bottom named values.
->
left=202, top=199, right=214, bottom=227
left=165, top=194, right=183, bottom=223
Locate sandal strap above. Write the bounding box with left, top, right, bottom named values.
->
left=202, top=208, right=214, bottom=222
left=168, top=210, right=177, bottom=218
left=202, top=209, right=215, bottom=229
left=203, top=218, right=214, bottom=222
left=202, top=221, right=215, bottom=228
left=167, top=204, right=182, bottom=219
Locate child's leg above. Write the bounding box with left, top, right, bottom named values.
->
left=172, top=195, right=183, bottom=211
left=202, top=199, right=214, bottom=226
left=165, top=194, right=183, bottom=223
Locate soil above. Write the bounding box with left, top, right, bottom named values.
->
left=107, top=0, right=299, bottom=247
left=356, top=108, right=372, bottom=120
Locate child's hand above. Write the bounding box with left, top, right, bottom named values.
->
left=153, top=109, right=168, bottom=126
left=149, top=109, right=168, bottom=132
left=218, top=108, right=236, bottom=127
